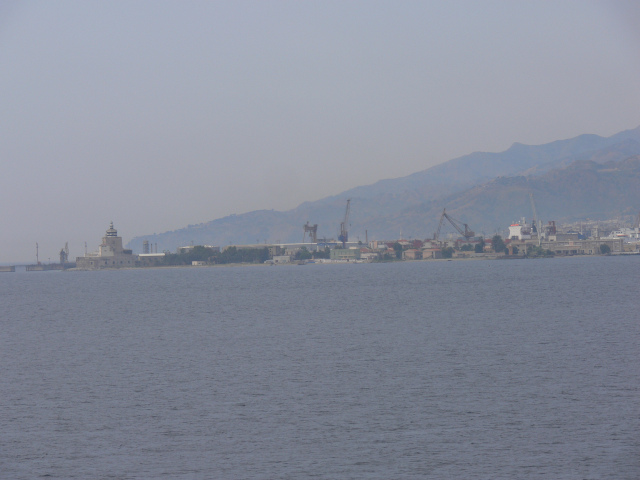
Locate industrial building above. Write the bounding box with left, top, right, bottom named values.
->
left=330, top=248, right=361, bottom=261
left=539, top=238, right=623, bottom=255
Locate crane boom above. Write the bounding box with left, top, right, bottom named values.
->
left=434, top=208, right=474, bottom=241
left=529, top=193, right=539, bottom=232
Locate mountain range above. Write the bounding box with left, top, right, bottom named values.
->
left=128, top=126, right=640, bottom=251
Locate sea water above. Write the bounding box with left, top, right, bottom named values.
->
left=1, top=256, right=639, bottom=479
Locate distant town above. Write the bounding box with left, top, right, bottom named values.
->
left=4, top=207, right=639, bottom=273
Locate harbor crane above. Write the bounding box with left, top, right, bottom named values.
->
left=529, top=193, right=539, bottom=234
left=434, top=209, right=475, bottom=241
left=338, top=199, right=351, bottom=248
left=59, top=242, right=69, bottom=265
left=529, top=192, right=542, bottom=245
left=303, top=221, right=318, bottom=243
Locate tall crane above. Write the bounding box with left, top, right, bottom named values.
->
left=434, top=209, right=474, bottom=241
left=529, top=192, right=542, bottom=245
left=303, top=222, right=318, bottom=243
left=59, top=242, right=69, bottom=265
left=338, top=199, right=351, bottom=248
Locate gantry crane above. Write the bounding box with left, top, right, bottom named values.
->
left=303, top=222, right=318, bottom=243
left=434, top=208, right=474, bottom=241
left=338, top=199, right=351, bottom=248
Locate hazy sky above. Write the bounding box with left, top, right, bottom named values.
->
left=1, top=1, right=639, bottom=263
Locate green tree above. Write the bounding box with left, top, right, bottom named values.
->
left=441, top=246, right=454, bottom=258
left=295, top=247, right=313, bottom=260
left=599, top=244, right=611, bottom=255
left=526, top=245, right=555, bottom=258
left=393, top=242, right=403, bottom=259
left=492, top=235, right=506, bottom=253
left=214, top=246, right=269, bottom=264
left=313, top=247, right=331, bottom=259
left=189, top=245, right=217, bottom=262
left=474, top=238, right=485, bottom=253
left=528, top=245, right=542, bottom=257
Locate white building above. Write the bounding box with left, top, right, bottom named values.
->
left=604, top=227, right=640, bottom=241
left=508, top=218, right=533, bottom=241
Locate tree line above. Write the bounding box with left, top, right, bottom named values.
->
left=161, top=246, right=269, bottom=265
left=160, top=245, right=333, bottom=266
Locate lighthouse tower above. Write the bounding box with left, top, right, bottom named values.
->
left=99, top=221, right=125, bottom=256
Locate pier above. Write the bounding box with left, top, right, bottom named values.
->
left=0, top=263, right=76, bottom=273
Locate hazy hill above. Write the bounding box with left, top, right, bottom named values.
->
left=128, top=126, right=640, bottom=251
left=378, top=155, right=640, bottom=239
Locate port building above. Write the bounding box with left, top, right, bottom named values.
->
left=76, top=222, right=138, bottom=269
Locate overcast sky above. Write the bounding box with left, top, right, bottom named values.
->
left=1, top=1, right=639, bottom=263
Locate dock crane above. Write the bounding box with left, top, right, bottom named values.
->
left=303, top=222, right=318, bottom=243
left=338, top=199, right=351, bottom=248
left=529, top=192, right=542, bottom=245
left=59, top=242, right=69, bottom=265
left=434, top=209, right=474, bottom=241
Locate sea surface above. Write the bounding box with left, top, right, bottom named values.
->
left=1, top=256, right=639, bottom=479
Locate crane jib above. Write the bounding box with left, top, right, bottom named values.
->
left=435, top=208, right=475, bottom=241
